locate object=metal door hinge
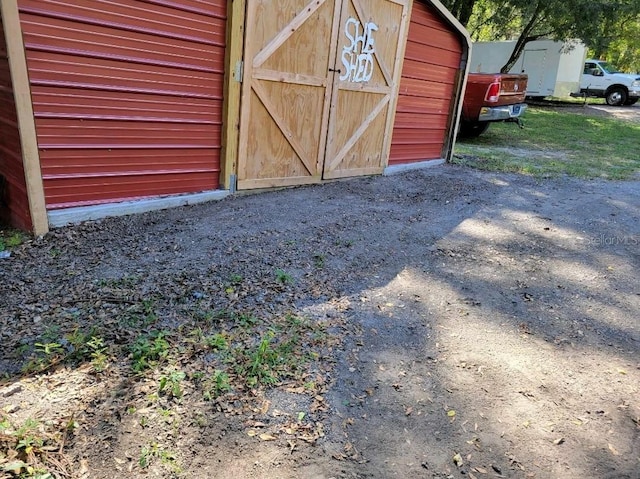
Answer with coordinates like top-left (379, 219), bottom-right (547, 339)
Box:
top-left (234, 61), bottom-right (244, 83)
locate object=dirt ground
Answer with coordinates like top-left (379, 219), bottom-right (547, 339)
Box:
top-left (537, 100), bottom-right (640, 123)
top-left (586, 102), bottom-right (640, 123)
top-left (1, 116), bottom-right (639, 479)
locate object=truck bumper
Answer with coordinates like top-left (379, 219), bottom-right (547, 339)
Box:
top-left (479, 103), bottom-right (527, 122)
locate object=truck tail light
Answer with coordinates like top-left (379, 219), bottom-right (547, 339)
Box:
top-left (485, 81), bottom-right (501, 103)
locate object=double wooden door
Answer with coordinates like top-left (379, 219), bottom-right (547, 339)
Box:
top-left (237, 0), bottom-right (411, 189)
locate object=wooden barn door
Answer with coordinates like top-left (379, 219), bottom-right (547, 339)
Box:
top-left (323, 0), bottom-right (410, 179)
top-left (238, 0), bottom-right (409, 189)
top-left (237, 0), bottom-right (340, 189)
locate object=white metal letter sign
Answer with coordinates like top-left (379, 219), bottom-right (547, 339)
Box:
top-left (340, 17), bottom-right (378, 83)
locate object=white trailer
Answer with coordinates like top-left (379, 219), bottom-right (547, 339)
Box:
top-left (469, 40), bottom-right (588, 98)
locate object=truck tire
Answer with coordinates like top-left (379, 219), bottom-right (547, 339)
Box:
top-left (605, 87), bottom-right (627, 106)
top-left (624, 98), bottom-right (638, 106)
top-left (459, 121), bottom-right (490, 138)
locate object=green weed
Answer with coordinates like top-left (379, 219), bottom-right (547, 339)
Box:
top-left (86, 336), bottom-right (108, 372)
top-left (224, 273), bottom-right (244, 294)
top-left (21, 342), bottom-right (63, 373)
top-left (130, 331), bottom-right (171, 372)
top-left (0, 417), bottom-right (62, 477)
top-left (285, 313), bottom-right (306, 328)
top-left (0, 231), bottom-right (25, 251)
top-left (123, 299), bottom-right (158, 328)
top-left (24, 332), bottom-right (109, 374)
top-left (202, 370), bottom-right (231, 401)
top-left (158, 370), bottom-right (186, 399)
top-left (205, 333), bottom-right (228, 350)
top-left (139, 443), bottom-right (181, 473)
top-left (235, 313), bottom-right (259, 328)
top-left (65, 328), bottom-right (96, 359)
top-left (34, 342), bottom-right (63, 357)
top-left (190, 307), bottom-right (215, 324)
top-left (313, 253), bottom-right (326, 268)
top-left (236, 332), bottom-right (299, 388)
top-left (275, 269), bottom-right (294, 285)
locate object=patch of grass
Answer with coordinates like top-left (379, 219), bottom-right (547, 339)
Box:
top-left (234, 313), bottom-right (259, 329)
top-left (205, 333), bottom-right (228, 350)
top-left (453, 107), bottom-right (640, 179)
top-left (181, 311), bottom-right (331, 398)
top-left (232, 315), bottom-right (321, 389)
top-left (185, 312), bottom-right (330, 397)
top-left (0, 230), bottom-right (26, 252)
top-left (541, 96), bottom-right (606, 105)
top-left (275, 268), bottom-right (294, 285)
top-left (186, 304), bottom-right (216, 324)
top-left (40, 325), bottom-right (61, 343)
top-left (242, 333), bottom-right (283, 387)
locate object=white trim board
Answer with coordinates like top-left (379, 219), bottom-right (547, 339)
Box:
top-left (48, 190), bottom-right (230, 228)
top-left (383, 159), bottom-right (445, 176)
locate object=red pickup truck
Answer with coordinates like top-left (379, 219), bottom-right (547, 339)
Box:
top-left (459, 73), bottom-right (528, 137)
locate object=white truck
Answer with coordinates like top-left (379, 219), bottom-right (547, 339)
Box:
top-left (577, 59), bottom-right (640, 106)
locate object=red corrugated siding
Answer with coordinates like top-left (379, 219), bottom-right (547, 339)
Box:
top-left (390, 1), bottom-right (463, 165)
top-left (0, 16), bottom-right (32, 230)
top-left (17, 0), bottom-right (226, 209)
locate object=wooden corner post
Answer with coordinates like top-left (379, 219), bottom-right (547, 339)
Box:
top-left (220, 0), bottom-right (247, 191)
top-left (1, 0), bottom-right (48, 235)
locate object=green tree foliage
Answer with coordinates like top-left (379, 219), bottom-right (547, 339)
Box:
top-left (441, 0), bottom-right (640, 73)
top-left (590, 8), bottom-right (640, 72)
top-left (442, 0), bottom-right (477, 26)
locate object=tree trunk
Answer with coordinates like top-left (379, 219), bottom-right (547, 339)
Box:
top-left (500, 3), bottom-right (544, 73)
top-left (451, 0), bottom-right (477, 27)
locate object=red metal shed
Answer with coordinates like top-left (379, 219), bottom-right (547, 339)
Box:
top-left (0, 0), bottom-right (469, 234)
top-left (389, 0), bottom-right (468, 170)
top-left (20, 0), bottom-right (227, 207)
top-left (0, 15), bottom-right (32, 231)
